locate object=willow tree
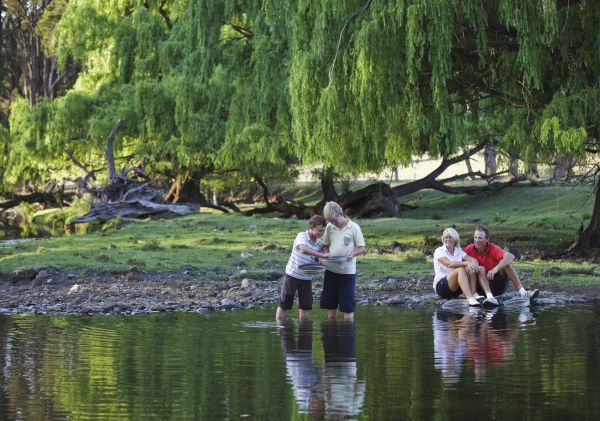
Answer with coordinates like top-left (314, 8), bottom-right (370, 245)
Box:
top-left (4, 0), bottom-right (177, 192)
top-left (8, 0), bottom-right (299, 206)
top-left (286, 0), bottom-right (600, 251)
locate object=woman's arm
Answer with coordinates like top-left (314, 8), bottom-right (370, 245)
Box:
top-left (438, 256), bottom-right (469, 269)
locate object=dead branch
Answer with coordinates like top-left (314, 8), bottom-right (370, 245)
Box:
top-left (106, 119), bottom-right (125, 180)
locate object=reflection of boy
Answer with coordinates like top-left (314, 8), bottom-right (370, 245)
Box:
top-left (321, 320), bottom-right (366, 417)
top-left (276, 215), bottom-right (330, 320)
top-left (320, 202), bottom-right (366, 322)
top-left (279, 320), bottom-right (324, 414)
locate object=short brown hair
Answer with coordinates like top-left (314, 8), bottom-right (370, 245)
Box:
top-left (308, 215), bottom-right (326, 229)
top-left (474, 226), bottom-right (490, 240)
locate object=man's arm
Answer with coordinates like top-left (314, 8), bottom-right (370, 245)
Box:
top-left (487, 250), bottom-right (515, 279)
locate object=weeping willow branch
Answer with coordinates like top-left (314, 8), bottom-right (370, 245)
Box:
top-left (328, 0), bottom-right (373, 84)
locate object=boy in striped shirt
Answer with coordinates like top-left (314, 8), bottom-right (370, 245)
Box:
top-left (276, 215), bottom-right (330, 320)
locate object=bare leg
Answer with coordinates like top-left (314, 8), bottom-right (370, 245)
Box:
top-left (447, 268), bottom-right (474, 298)
top-left (327, 309), bottom-right (337, 320)
top-left (299, 309), bottom-right (310, 320)
top-left (343, 312), bottom-right (354, 322)
top-left (476, 266), bottom-right (494, 296)
top-left (500, 264), bottom-right (524, 291)
top-left (276, 306), bottom-right (285, 320)
top-left (467, 269), bottom-right (478, 294)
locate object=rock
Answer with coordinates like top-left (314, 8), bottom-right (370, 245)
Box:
top-left (240, 252), bottom-right (254, 259)
top-left (240, 278), bottom-right (251, 288)
top-left (220, 298), bottom-right (237, 310)
top-left (542, 267), bottom-right (563, 276)
top-left (3, 268), bottom-right (38, 283)
top-left (68, 284), bottom-right (81, 294)
top-left (35, 267), bottom-right (60, 280)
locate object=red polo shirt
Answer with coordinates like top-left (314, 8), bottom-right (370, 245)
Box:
top-left (464, 242), bottom-right (505, 272)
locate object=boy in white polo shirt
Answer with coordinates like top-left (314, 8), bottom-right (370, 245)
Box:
top-left (320, 202), bottom-right (366, 322)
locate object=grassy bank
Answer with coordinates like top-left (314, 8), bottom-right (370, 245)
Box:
top-left (0, 184), bottom-right (598, 287)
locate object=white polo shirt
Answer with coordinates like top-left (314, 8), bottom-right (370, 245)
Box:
top-left (322, 219), bottom-right (365, 275)
top-left (433, 245), bottom-right (467, 288)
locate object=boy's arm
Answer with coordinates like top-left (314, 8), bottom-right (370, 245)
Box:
top-left (348, 246), bottom-right (365, 259)
top-left (298, 244), bottom-right (330, 258)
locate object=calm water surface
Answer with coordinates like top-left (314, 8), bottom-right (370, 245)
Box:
top-left (0, 305), bottom-right (598, 420)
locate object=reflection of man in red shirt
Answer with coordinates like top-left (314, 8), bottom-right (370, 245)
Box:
top-left (465, 311), bottom-right (516, 382)
top-left (464, 226), bottom-right (533, 298)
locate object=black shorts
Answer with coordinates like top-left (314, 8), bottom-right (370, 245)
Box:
top-left (476, 273), bottom-right (509, 296)
top-left (320, 271), bottom-right (356, 313)
top-left (279, 274), bottom-right (313, 310)
top-left (435, 277), bottom-right (462, 299)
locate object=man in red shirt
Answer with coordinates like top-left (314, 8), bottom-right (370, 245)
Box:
top-left (464, 226), bottom-right (539, 300)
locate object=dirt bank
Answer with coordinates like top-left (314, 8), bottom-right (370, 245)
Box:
top-left (0, 266), bottom-right (598, 315)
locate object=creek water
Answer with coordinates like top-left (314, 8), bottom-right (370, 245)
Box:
top-left (0, 305), bottom-right (598, 420)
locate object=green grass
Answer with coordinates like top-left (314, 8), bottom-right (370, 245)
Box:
top-left (0, 184), bottom-right (598, 287)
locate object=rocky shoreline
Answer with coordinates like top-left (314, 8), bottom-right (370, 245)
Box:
top-left (0, 266), bottom-right (598, 316)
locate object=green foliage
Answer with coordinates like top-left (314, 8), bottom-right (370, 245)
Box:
top-left (5, 0), bottom-right (600, 213)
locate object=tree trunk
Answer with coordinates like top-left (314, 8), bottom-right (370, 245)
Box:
top-left (462, 146), bottom-right (474, 180)
top-left (528, 161), bottom-right (540, 185)
top-left (570, 178), bottom-right (600, 252)
top-left (553, 155), bottom-right (566, 182)
top-left (320, 169), bottom-right (339, 201)
top-left (510, 157), bottom-right (519, 178)
top-left (339, 182), bottom-right (399, 218)
top-left (105, 119), bottom-right (125, 180)
top-left (484, 146), bottom-right (497, 177)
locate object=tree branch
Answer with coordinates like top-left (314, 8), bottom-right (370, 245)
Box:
top-left (329, 0), bottom-right (373, 84)
top-left (106, 119), bottom-right (125, 180)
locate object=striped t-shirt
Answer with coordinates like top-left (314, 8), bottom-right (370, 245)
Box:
top-left (285, 231), bottom-right (324, 280)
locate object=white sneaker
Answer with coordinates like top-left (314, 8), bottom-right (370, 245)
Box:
top-left (472, 293), bottom-right (485, 302)
top-left (520, 289), bottom-right (540, 300)
top-left (468, 296), bottom-right (481, 306)
top-left (483, 296), bottom-right (499, 307)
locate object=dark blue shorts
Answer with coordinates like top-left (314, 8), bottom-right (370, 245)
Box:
top-left (320, 271), bottom-right (356, 313)
top-left (435, 277), bottom-right (462, 299)
top-left (476, 273), bottom-right (509, 296)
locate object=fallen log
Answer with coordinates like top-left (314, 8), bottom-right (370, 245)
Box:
top-left (72, 200), bottom-right (199, 223)
top-left (73, 119), bottom-right (200, 223)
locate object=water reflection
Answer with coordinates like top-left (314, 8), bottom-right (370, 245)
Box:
top-left (278, 320), bottom-right (366, 418)
top-left (433, 307), bottom-right (535, 383)
top-left (279, 320), bottom-right (323, 414)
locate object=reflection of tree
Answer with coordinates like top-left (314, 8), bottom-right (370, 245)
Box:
top-left (0, 313), bottom-right (293, 419)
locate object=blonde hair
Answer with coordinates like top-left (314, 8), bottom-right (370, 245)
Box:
top-left (442, 227), bottom-right (460, 247)
top-left (323, 201), bottom-right (343, 221)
